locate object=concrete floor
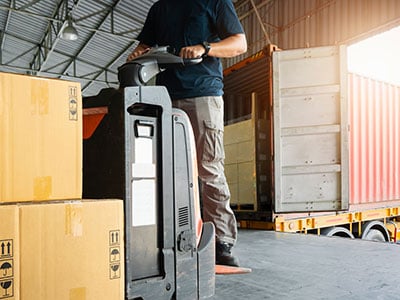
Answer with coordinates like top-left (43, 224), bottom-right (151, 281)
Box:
top-left (213, 229), bottom-right (400, 300)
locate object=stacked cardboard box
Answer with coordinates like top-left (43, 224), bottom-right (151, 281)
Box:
top-left (0, 200), bottom-right (124, 300)
top-left (0, 206), bottom-right (19, 300)
top-left (224, 118), bottom-right (258, 209)
top-left (0, 73), bottom-right (124, 300)
top-left (0, 72), bottom-right (82, 203)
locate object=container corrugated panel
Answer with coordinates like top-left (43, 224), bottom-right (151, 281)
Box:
top-left (225, 0), bottom-right (400, 69)
top-left (276, 0), bottom-right (400, 49)
top-left (349, 73), bottom-right (400, 205)
top-left (230, 0), bottom-right (280, 65)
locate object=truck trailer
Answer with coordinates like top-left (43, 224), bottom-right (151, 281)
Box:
top-left (223, 44), bottom-right (400, 242)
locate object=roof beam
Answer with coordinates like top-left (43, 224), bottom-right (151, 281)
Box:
top-left (0, 4), bottom-right (142, 38)
top-left (57, 0), bottom-right (124, 91)
top-left (29, 0), bottom-right (78, 74)
top-left (19, 0), bottom-right (43, 11)
top-left (0, 63), bottom-right (118, 84)
top-left (0, 4), bottom-right (64, 25)
top-left (2, 29), bottom-right (116, 77)
top-left (81, 40), bottom-right (136, 93)
top-left (0, 1), bottom-right (14, 64)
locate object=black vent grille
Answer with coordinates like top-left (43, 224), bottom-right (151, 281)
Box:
top-left (178, 206), bottom-right (189, 227)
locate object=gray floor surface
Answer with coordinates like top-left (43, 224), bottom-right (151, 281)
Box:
top-left (213, 229), bottom-right (400, 300)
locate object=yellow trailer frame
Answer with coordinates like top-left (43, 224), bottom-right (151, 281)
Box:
top-left (238, 206), bottom-right (400, 242)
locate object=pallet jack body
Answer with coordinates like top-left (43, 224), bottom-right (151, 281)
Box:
top-left (82, 47), bottom-right (215, 299)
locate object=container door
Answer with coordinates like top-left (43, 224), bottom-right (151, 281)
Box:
top-left (272, 45), bottom-right (349, 213)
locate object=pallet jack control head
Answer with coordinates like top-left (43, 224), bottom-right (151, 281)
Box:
top-left (118, 46), bottom-right (202, 88)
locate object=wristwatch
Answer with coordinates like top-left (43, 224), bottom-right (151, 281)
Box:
top-left (201, 41), bottom-right (211, 57)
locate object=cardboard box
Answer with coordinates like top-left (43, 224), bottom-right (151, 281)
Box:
top-left (0, 200), bottom-right (124, 300)
top-left (224, 119), bottom-right (257, 210)
top-left (19, 200), bottom-right (124, 300)
top-left (238, 162), bottom-right (257, 206)
top-left (0, 205), bottom-right (19, 300)
top-left (0, 72), bottom-right (82, 203)
top-left (225, 164), bottom-right (238, 206)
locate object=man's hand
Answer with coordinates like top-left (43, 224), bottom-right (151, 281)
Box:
top-left (126, 43), bottom-right (151, 62)
top-left (179, 45), bottom-right (206, 59)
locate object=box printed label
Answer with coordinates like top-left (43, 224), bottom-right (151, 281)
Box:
top-left (109, 247), bottom-right (120, 262)
top-left (0, 240), bottom-right (13, 299)
top-left (109, 230), bottom-right (120, 246)
top-left (69, 86), bottom-right (78, 121)
top-left (0, 259), bottom-right (13, 279)
top-left (109, 230), bottom-right (121, 279)
top-left (0, 278), bottom-right (13, 299)
top-left (0, 241), bottom-right (12, 259)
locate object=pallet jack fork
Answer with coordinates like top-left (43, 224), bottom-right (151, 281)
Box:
top-left (82, 47), bottom-right (215, 299)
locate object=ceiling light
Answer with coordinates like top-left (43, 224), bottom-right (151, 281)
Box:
top-left (61, 15), bottom-right (78, 41)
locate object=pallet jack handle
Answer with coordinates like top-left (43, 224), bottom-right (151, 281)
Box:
top-left (118, 46), bottom-right (202, 87)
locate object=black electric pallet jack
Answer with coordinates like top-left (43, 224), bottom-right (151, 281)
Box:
top-left (82, 47), bottom-right (215, 300)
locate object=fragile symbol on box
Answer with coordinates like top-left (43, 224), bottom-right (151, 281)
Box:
top-left (0, 278), bottom-right (13, 299)
top-left (109, 263), bottom-right (121, 279)
top-left (0, 260), bottom-right (13, 279)
top-left (0, 241), bottom-right (12, 259)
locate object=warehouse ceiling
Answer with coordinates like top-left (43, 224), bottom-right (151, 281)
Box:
top-left (0, 0), bottom-right (160, 96)
top-left (0, 0), bottom-right (255, 97)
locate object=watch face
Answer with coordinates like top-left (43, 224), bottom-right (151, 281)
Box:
top-left (202, 41), bottom-right (210, 56)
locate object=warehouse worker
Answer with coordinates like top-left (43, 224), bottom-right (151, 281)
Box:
top-left (127, 0), bottom-right (247, 266)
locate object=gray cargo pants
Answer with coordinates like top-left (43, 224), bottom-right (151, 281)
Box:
top-left (173, 96), bottom-right (237, 245)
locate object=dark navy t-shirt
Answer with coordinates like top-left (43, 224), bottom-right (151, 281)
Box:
top-left (137, 0), bottom-right (244, 100)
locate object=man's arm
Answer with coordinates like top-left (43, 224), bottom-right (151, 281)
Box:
top-left (179, 33), bottom-right (247, 59)
top-left (127, 33), bottom-right (247, 61)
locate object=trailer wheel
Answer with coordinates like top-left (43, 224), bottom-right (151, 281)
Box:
top-left (361, 221), bottom-right (390, 242)
top-left (320, 227), bottom-right (354, 238)
top-left (362, 229), bottom-right (386, 242)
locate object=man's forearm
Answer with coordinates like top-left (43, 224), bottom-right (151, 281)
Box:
top-left (179, 34), bottom-right (247, 59)
top-left (207, 34), bottom-right (247, 58)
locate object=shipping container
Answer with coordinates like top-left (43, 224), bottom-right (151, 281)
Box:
top-left (349, 73), bottom-right (400, 207)
top-left (223, 45), bottom-right (400, 241)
